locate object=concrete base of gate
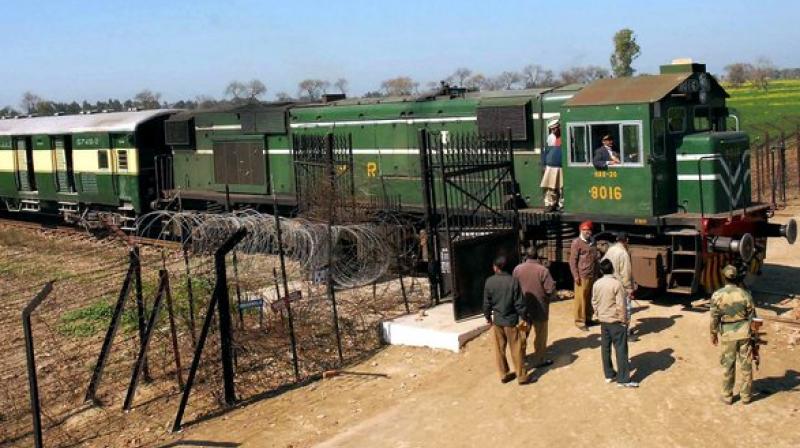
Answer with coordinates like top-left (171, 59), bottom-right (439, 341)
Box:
top-left (381, 302), bottom-right (489, 352)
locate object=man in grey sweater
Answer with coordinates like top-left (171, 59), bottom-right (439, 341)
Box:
top-left (591, 259), bottom-right (638, 388)
top-left (483, 256), bottom-right (530, 385)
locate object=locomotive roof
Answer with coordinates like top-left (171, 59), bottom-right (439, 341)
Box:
top-left (0, 109), bottom-right (176, 136)
top-left (565, 72), bottom-right (725, 106)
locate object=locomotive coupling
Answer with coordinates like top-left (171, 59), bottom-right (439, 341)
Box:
top-left (755, 218), bottom-right (797, 244)
top-left (709, 233), bottom-right (755, 262)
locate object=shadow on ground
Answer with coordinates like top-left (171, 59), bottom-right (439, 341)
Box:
top-left (526, 333), bottom-right (601, 381)
top-left (630, 348), bottom-right (676, 383)
top-left (753, 369), bottom-right (800, 402)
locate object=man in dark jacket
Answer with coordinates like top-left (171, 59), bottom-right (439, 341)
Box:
top-left (513, 245), bottom-right (556, 368)
top-left (569, 220), bottom-right (599, 331)
top-left (592, 135), bottom-right (620, 170)
top-left (483, 256), bottom-right (530, 384)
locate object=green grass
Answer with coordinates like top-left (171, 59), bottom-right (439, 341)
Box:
top-left (726, 79), bottom-right (800, 140)
top-left (57, 274), bottom-right (214, 338)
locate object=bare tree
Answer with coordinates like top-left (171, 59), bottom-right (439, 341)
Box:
top-left (448, 67), bottom-right (473, 86)
top-left (749, 57), bottom-right (776, 91)
top-left (724, 63), bottom-right (752, 87)
top-left (20, 92), bottom-right (44, 114)
top-left (464, 73), bottom-right (486, 90)
top-left (225, 81), bottom-right (247, 100)
top-left (298, 79), bottom-right (330, 100)
top-left (334, 78), bottom-right (349, 94)
top-left (559, 66), bottom-right (609, 84)
top-left (380, 76), bottom-right (417, 96)
top-left (496, 71), bottom-right (523, 90)
top-left (245, 79), bottom-right (267, 100)
top-left (134, 90), bottom-right (162, 109)
top-left (275, 91), bottom-right (294, 101)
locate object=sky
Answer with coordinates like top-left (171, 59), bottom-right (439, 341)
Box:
top-left (2, 0), bottom-right (799, 108)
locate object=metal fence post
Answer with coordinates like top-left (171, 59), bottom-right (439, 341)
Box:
top-left (84, 250), bottom-right (137, 403)
top-left (273, 189), bottom-right (300, 381)
top-left (171, 228), bottom-right (247, 432)
top-left (132, 246), bottom-right (151, 382)
top-left (123, 269), bottom-right (169, 411)
top-left (326, 133), bottom-right (344, 365)
top-left (22, 281), bottom-right (54, 448)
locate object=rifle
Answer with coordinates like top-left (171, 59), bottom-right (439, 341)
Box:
top-left (750, 317), bottom-right (767, 370)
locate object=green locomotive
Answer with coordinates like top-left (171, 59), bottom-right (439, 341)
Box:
top-left (1, 61), bottom-right (795, 295)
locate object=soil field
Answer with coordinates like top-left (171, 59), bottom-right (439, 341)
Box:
top-left (181, 209), bottom-right (800, 448)
top-left (1, 209), bottom-right (798, 447)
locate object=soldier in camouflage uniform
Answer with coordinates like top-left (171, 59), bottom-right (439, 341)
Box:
top-left (710, 264), bottom-right (756, 404)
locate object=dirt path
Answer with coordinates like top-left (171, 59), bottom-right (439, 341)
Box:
top-left (170, 214), bottom-right (800, 448)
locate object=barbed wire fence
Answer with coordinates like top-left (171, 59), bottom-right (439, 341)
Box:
top-left (749, 120), bottom-right (800, 204)
top-left (2, 193), bottom-right (429, 446)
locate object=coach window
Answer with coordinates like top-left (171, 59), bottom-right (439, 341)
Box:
top-left (667, 107), bottom-right (686, 134)
top-left (117, 150), bottom-right (129, 171)
top-left (568, 124), bottom-right (589, 165)
top-left (97, 150), bottom-right (110, 170)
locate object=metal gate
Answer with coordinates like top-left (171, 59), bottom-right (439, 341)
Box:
top-left (291, 133), bottom-right (354, 215)
top-left (418, 129), bottom-right (520, 320)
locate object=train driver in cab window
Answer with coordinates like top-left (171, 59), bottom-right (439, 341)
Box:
top-left (592, 135), bottom-right (620, 170)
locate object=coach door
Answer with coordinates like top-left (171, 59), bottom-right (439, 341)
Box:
top-left (13, 136), bottom-right (36, 191)
top-left (53, 136), bottom-right (76, 193)
top-left (650, 115), bottom-right (678, 215)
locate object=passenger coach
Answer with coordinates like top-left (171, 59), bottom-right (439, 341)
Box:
top-left (0, 110), bottom-right (173, 228)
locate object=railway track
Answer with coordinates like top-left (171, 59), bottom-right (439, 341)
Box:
top-left (0, 216), bottom-right (181, 250)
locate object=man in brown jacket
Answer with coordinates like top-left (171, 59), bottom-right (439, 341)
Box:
top-left (513, 245), bottom-right (556, 368)
top-left (570, 220), bottom-right (599, 331)
top-left (483, 256), bottom-right (530, 385)
top-left (592, 259), bottom-right (638, 388)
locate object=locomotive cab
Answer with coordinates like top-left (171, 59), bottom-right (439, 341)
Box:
top-left (560, 61), bottom-right (732, 218)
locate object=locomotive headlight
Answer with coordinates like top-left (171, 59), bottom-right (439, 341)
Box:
top-left (709, 233), bottom-right (755, 262)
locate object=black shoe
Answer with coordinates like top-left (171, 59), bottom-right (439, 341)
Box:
top-left (501, 373), bottom-right (516, 384)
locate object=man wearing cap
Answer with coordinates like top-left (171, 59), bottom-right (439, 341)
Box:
top-left (710, 264), bottom-right (756, 404)
top-left (540, 119), bottom-right (563, 211)
top-left (483, 255), bottom-right (530, 385)
top-left (570, 221), bottom-right (599, 331)
top-left (513, 245), bottom-right (556, 368)
top-left (592, 135), bottom-right (620, 170)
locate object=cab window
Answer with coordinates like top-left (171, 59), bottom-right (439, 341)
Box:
top-left (569, 121), bottom-right (643, 167)
top-left (667, 107), bottom-right (686, 133)
top-left (693, 106), bottom-right (711, 132)
top-left (568, 124), bottom-right (588, 164)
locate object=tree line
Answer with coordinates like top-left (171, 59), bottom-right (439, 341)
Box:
top-left (1, 29), bottom-right (646, 116)
top-left (722, 58), bottom-right (800, 91)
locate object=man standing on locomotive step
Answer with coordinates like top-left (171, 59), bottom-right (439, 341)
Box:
top-left (483, 256), bottom-right (530, 385)
top-left (592, 134), bottom-right (620, 170)
top-left (711, 264), bottom-right (756, 404)
top-left (513, 245), bottom-right (556, 368)
top-left (570, 221), bottom-right (599, 331)
top-left (540, 119), bottom-right (563, 212)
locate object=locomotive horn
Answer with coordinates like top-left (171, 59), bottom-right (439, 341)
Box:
top-left (709, 233), bottom-right (755, 262)
top-left (755, 218), bottom-right (797, 244)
